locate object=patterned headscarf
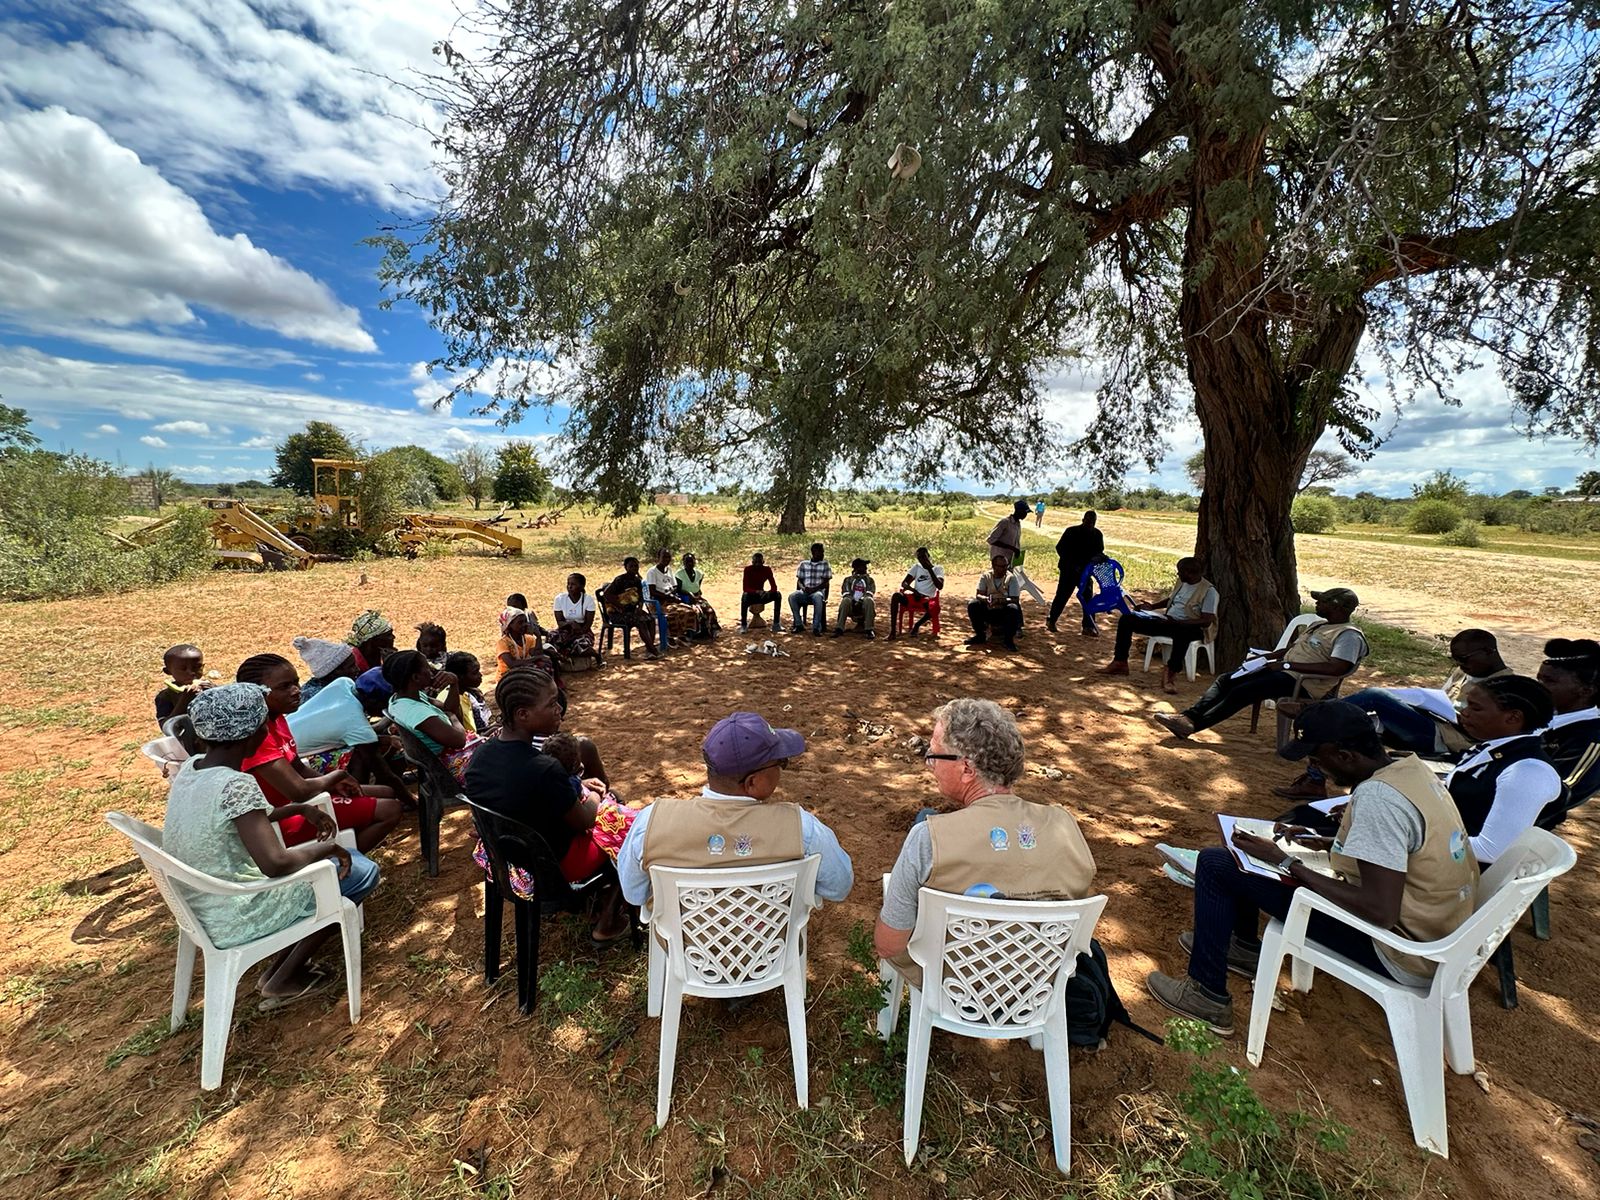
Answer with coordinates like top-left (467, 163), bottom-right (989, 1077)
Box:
top-left (346, 610), bottom-right (393, 646)
top-left (293, 636), bottom-right (354, 679)
top-left (189, 683), bottom-right (268, 743)
top-left (498, 606), bottom-right (525, 633)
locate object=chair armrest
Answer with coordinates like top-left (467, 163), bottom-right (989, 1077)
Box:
top-left (184, 856), bottom-right (342, 902)
top-left (1281, 884), bottom-right (1469, 962)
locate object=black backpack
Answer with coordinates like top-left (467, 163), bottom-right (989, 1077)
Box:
top-left (1064, 938), bottom-right (1163, 1048)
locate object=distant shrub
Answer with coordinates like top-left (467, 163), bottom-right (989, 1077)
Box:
top-left (1440, 521), bottom-right (1483, 547)
top-left (1291, 495), bottom-right (1338, 534)
top-left (1408, 499), bottom-right (1461, 534)
top-left (637, 510), bottom-right (684, 559)
top-left (911, 505), bottom-right (945, 522)
top-left (0, 506), bottom-right (212, 602)
top-left (556, 528), bottom-right (595, 564)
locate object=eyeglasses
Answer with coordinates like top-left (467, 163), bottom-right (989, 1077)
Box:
top-left (923, 752), bottom-right (964, 763)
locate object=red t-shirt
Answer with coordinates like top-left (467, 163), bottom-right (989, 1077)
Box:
top-left (241, 714), bottom-right (299, 806)
top-left (742, 564), bottom-right (777, 593)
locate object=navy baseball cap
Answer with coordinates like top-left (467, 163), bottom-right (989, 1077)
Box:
top-left (1279, 700), bottom-right (1381, 760)
top-left (703, 712), bottom-right (806, 776)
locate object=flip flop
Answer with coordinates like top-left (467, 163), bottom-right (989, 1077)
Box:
top-left (257, 973), bottom-right (330, 1013)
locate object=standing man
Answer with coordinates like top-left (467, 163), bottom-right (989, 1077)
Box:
top-left (986, 500), bottom-right (1030, 568)
top-left (617, 712), bottom-right (854, 908)
top-left (740, 552), bottom-right (781, 631)
top-left (967, 555), bottom-right (1023, 651)
top-left (788, 542), bottom-right (833, 635)
top-left (889, 547), bottom-right (945, 639)
top-left (875, 699), bottom-right (1096, 988)
top-left (1098, 557), bottom-right (1218, 692)
top-left (1034, 498), bottom-right (1046, 527)
top-left (832, 558), bottom-right (878, 639)
top-left (1048, 511), bottom-right (1105, 636)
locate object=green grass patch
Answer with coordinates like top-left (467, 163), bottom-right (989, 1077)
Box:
top-left (1354, 617), bottom-right (1451, 681)
top-left (0, 704), bottom-right (120, 734)
top-left (105, 1016), bottom-right (192, 1069)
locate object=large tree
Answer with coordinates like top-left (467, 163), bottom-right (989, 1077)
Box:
top-left (384, 0), bottom-right (1598, 657)
top-left (270, 421), bottom-right (361, 497)
top-left (452, 443), bottom-right (495, 509)
top-left (493, 441), bottom-right (551, 508)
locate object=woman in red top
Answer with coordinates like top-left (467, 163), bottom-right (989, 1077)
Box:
top-left (235, 654), bottom-right (403, 852)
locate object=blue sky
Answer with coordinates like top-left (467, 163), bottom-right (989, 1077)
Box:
top-left (0, 1), bottom-right (1594, 497)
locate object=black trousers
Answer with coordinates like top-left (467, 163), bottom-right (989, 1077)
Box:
top-left (1049, 559), bottom-right (1095, 630)
top-left (740, 590), bottom-right (781, 624)
top-left (968, 600), bottom-right (1023, 642)
top-left (1112, 613), bottom-right (1204, 667)
top-left (1182, 670), bottom-right (1299, 731)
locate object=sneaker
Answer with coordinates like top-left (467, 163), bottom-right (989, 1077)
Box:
top-left (964, 636), bottom-right (988, 646)
top-left (1153, 713), bottom-right (1194, 739)
top-left (1046, 619), bottom-right (1058, 633)
top-left (830, 629), bottom-right (844, 638)
top-left (1162, 863), bottom-right (1196, 889)
top-left (866, 630), bottom-right (876, 640)
top-left (1145, 971), bottom-right (1234, 1036)
top-left (791, 624), bottom-right (803, 634)
top-left (1155, 843), bottom-right (1198, 878)
top-left (1178, 931), bottom-right (1261, 979)
top-left (1097, 660), bottom-right (1129, 675)
top-left (1002, 637), bottom-right (1019, 651)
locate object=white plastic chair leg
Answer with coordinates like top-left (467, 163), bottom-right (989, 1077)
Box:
top-left (199, 950), bottom-right (242, 1091)
top-left (1142, 639), bottom-right (1158, 673)
top-left (901, 994), bottom-right (934, 1166)
top-left (783, 968), bottom-right (809, 1110)
top-left (876, 959), bottom-right (904, 1041)
top-left (1383, 994), bottom-right (1449, 1157)
top-left (1246, 926), bottom-right (1289, 1066)
top-left (655, 975), bottom-right (685, 1125)
top-left (1442, 992), bottom-right (1475, 1075)
top-left (340, 912), bottom-right (363, 1023)
top-left (171, 932), bottom-right (196, 1030)
top-left (1040, 1012), bottom-right (1073, 1174)
top-left (1289, 955), bottom-right (1316, 992)
top-left (646, 930), bottom-right (665, 1018)
top-left (1183, 643), bottom-right (1199, 681)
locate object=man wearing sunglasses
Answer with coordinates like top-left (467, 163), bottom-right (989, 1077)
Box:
top-left (874, 698), bottom-right (1096, 987)
top-left (617, 711), bottom-right (854, 907)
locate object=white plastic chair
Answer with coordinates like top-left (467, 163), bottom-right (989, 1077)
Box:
top-left (105, 811), bottom-right (365, 1090)
top-left (877, 886), bottom-right (1108, 1174)
top-left (1141, 601), bottom-right (1220, 681)
top-left (271, 792), bottom-right (358, 853)
top-left (140, 736), bottom-right (189, 779)
top-left (645, 855), bottom-right (821, 1125)
top-left (1245, 826), bottom-right (1576, 1157)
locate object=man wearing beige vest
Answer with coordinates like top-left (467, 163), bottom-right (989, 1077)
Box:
top-left (1146, 701), bottom-right (1479, 1036)
top-left (616, 711), bottom-right (854, 908)
top-left (1154, 587), bottom-right (1368, 739)
top-left (874, 699), bottom-right (1096, 989)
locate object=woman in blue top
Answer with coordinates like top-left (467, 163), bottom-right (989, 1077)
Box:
top-left (382, 650), bottom-right (483, 785)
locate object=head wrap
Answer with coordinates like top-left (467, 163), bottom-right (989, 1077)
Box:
top-left (499, 606), bottom-right (525, 633)
top-left (189, 683), bottom-right (268, 743)
top-left (346, 610), bottom-right (393, 646)
top-left (293, 636), bottom-right (354, 679)
top-left (354, 666), bottom-right (393, 697)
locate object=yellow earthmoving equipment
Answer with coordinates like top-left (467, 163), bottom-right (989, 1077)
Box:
top-left (389, 513), bottom-right (523, 557)
top-left (128, 499), bottom-right (315, 570)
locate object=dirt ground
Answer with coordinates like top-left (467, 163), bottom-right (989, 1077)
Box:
top-left (1, 548), bottom-right (1596, 1199)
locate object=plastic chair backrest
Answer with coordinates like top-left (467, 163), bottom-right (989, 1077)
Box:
top-left (649, 856), bottom-right (821, 991)
top-left (907, 889), bottom-right (1107, 1030)
top-left (163, 714), bottom-right (201, 756)
top-left (1078, 559), bottom-right (1126, 616)
top-left (105, 811), bottom-right (225, 952)
top-left (1274, 612), bottom-right (1324, 651)
top-left (391, 723), bottom-right (461, 797)
top-left (465, 798), bottom-right (575, 900)
top-left (142, 737), bottom-right (190, 777)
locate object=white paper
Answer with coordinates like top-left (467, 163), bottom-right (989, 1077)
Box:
top-left (1228, 657), bottom-right (1271, 680)
top-left (1131, 608), bottom-right (1166, 620)
top-left (1383, 687), bottom-right (1457, 722)
top-left (1218, 814), bottom-right (1335, 879)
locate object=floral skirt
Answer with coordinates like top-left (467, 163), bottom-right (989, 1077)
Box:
top-left (472, 795), bottom-right (636, 902)
top-left (440, 739), bottom-right (481, 786)
top-left (300, 747), bottom-right (354, 775)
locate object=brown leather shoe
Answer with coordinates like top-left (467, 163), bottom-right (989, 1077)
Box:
top-left (1275, 699), bottom-right (1311, 720)
top-left (1162, 670), bottom-right (1179, 694)
top-left (1097, 660), bottom-right (1130, 675)
top-left (1271, 772), bottom-right (1328, 800)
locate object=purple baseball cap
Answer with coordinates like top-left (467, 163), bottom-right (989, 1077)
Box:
top-left (703, 712), bottom-right (806, 776)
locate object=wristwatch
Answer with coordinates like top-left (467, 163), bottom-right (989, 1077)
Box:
top-left (1277, 855), bottom-right (1299, 875)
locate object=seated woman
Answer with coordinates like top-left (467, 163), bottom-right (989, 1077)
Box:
top-left (292, 636), bottom-right (359, 705)
top-left (345, 610), bottom-right (396, 674)
top-left (1537, 638), bottom-right (1600, 808)
top-left (495, 606), bottom-right (558, 682)
top-left (548, 573), bottom-right (602, 666)
top-left (646, 550), bottom-right (698, 644)
top-left (289, 664), bottom-right (415, 804)
top-left (601, 556), bottom-right (660, 659)
top-left (236, 655), bottom-right (404, 853)
top-left (674, 552), bottom-right (720, 638)
top-left (383, 649), bottom-right (482, 785)
top-left (163, 683), bottom-right (381, 1007)
top-left (1445, 674), bottom-right (1565, 863)
top-left (443, 651), bottom-right (495, 736)
top-left (465, 668), bottom-right (635, 943)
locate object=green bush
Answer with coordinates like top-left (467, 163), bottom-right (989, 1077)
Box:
top-left (1440, 521), bottom-right (1484, 547)
top-left (0, 507), bottom-right (212, 602)
top-left (555, 528), bottom-right (595, 564)
top-left (1291, 495), bottom-right (1338, 534)
top-left (1407, 499), bottom-right (1461, 534)
top-left (911, 505), bottom-right (945, 522)
top-left (637, 510), bottom-right (684, 559)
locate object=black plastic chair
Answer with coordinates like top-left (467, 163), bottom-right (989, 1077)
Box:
top-left (464, 798), bottom-right (625, 1014)
top-left (596, 584), bottom-right (634, 659)
top-left (391, 724), bottom-right (465, 877)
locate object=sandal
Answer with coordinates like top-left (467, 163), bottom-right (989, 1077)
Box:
top-left (257, 973), bottom-right (331, 1013)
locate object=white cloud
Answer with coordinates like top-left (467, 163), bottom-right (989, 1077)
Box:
top-left (0, 108), bottom-right (376, 353)
top-left (0, 0), bottom-right (457, 211)
top-left (303, 372), bottom-right (324, 382)
top-left (153, 419), bottom-right (210, 435)
top-left (93, 423), bottom-right (118, 434)
top-left (239, 435), bottom-right (276, 449)
top-left (139, 434), bottom-right (168, 447)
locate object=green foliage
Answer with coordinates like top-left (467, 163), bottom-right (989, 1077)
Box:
top-left (354, 452), bottom-right (416, 537)
top-left (831, 922), bottom-right (906, 1107)
top-left (1408, 499), bottom-right (1462, 534)
top-left (380, 445), bottom-right (464, 501)
top-left (1440, 520), bottom-right (1484, 547)
top-left (492, 442), bottom-right (550, 508)
top-left (270, 421), bottom-right (360, 496)
top-left (0, 403), bottom-right (40, 451)
top-left (1291, 495), bottom-right (1338, 534)
top-left (1411, 470), bottom-right (1471, 507)
top-left (553, 527), bottom-right (595, 565)
top-left (637, 510), bottom-right (684, 559)
top-left (452, 443), bottom-right (495, 508)
top-left (1578, 470), bottom-right (1600, 498)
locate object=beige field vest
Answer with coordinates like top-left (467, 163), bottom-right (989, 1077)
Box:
top-left (1166, 579), bottom-right (1216, 622)
top-left (892, 794), bottom-right (1096, 988)
top-left (640, 795), bottom-right (805, 875)
top-left (1431, 666), bottom-right (1514, 754)
top-left (1329, 756), bottom-right (1479, 979)
top-left (1284, 620), bottom-right (1365, 698)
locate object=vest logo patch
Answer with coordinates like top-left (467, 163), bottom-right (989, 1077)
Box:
top-left (1018, 824), bottom-right (1036, 850)
top-left (735, 834), bottom-right (753, 857)
top-left (1449, 829), bottom-right (1467, 862)
top-left (965, 883), bottom-right (1006, 898)
top-left (707, 834), bottom-right (726, 856)
top-left (989, 827), bottom-right (1009, 851)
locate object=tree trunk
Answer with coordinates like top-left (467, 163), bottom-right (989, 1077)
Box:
top-left (776, 482), bottom-right (808, 534)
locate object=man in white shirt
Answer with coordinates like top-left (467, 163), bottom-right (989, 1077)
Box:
top-left (645, 550), bottom-right (693, 648)
top-left (1099, 557), bottom-right (1218, 692)
top-left (888, 547), bottom-right (945, 639)
top-left (966, 555), bottom-right (1023, 651)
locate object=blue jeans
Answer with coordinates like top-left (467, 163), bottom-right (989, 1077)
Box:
top-left (1305, 688), bottom-right (1440, 784)
top-left (788, 589), bottom-right (827, 633)
top-left (340, 849), bottom-right (382, 904)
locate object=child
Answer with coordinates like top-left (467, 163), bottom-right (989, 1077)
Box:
top-left (543, 732), bottom-right (641, 858)
top-left (415, 622), bottom-right (448, 668)
top-left (156, 644), bottom-right (213, 728)
top-left (443, 650), bottom-right (494, 735)
top-left (506, 592), bottom-right (550, 639)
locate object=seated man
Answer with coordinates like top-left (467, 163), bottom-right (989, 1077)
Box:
top-left (1273, 627), bottom-right (1510, 800)
top-left (740, 552), bottom-right (782, 631)
top-left (875, 699), bottom-right (1096, 988)
top-left (617, 712), bottom-right (854, 908)
top-left (1097, 556), bottom-right (1217, 693)
top-left (645, 550), bottom-right (696, 646)
top-left (966, 555), bottom-right (1023, 651)
top-left (888, 546), bottom-right (945, 639)
top-left (788, 542), bottom-right (833, 635)
top-left (832, 558), bottom-right (877, 639)
top-left (1146, 701), bottom-right (1479, 1035)
top-left (1154, 587), bottom-right (1368, 739)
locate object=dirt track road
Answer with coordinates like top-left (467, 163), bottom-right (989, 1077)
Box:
top-left (1004, 506), bottom-right (1590, 668)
